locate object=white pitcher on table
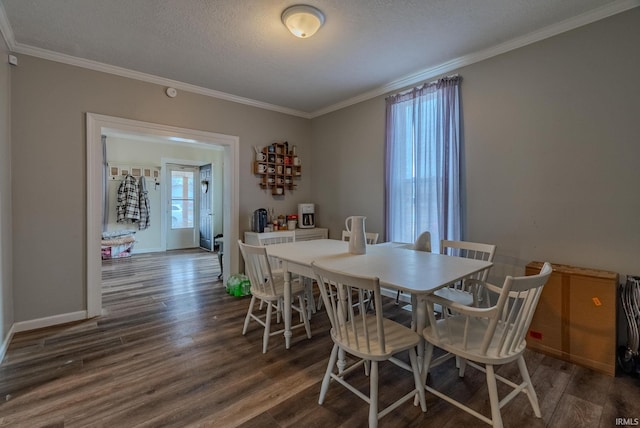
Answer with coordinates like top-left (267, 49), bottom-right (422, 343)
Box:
top-left (345, 216), bottom-right (367, 255)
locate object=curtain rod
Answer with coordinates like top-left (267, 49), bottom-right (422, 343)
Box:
top-left (396, 73), bottom-right (460, 96)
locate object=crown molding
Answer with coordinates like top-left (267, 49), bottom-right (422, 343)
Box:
top-left (1, 0), bottom-right (637, 119)
top-left (309, 0), bottom-right (640, 118)
top-left (9, 41), bottom-right (313, 119)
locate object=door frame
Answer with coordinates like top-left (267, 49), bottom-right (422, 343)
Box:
top-left (86, 113), bottom-right (240, 317)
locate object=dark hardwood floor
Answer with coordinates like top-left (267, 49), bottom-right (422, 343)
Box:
top-left (1, 249), bottom-right (638, 427)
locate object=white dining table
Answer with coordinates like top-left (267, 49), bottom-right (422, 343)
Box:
top-left (265, 239), bottom-right (493, 363)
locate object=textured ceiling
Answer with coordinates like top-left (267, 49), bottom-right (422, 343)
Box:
top-left (0, 0), bottom-right (636, 116)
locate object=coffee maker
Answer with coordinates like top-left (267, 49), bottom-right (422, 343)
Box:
top-left (252, 208), bottom-right (268, 232)
top-left (298, 203), bottom-right (315, 228)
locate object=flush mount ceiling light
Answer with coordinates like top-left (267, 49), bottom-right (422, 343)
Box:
top-left (281, 5), bottom-right (325, 39)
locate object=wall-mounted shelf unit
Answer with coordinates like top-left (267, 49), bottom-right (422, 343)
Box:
top-left (253, 142), bottom-right (301, 195)
top-left (108, 163), bottom-right (160, 181)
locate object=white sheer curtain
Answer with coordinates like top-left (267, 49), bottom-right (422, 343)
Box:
top-left (385, 76), bottom-right (461, 246)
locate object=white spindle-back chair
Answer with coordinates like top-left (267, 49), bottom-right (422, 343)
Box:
top-left (238, 240), bottom-right (311, 353)
top-left (312, 262), bottom-right (426, 428)
top-left (421, 262), bottom-right (553, 428)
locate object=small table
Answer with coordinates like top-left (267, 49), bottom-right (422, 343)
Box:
top-left (265, 239), bottom-right (493, 363)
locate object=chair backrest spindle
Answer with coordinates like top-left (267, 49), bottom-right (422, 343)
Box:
top-left (313, 262), bottom-right (387, 356)
top-left (257, 231), bottom-right (295, 270)
top-left (238, 240), bottom-right (277, 297)
top-left (472, 263), bottom-right (551, 357)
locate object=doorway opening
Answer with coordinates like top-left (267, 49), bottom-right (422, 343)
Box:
top-left (87, 113), bottom-right (240, 317)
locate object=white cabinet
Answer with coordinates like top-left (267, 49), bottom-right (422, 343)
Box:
top-left (244, 228), bottom-right (328, 244)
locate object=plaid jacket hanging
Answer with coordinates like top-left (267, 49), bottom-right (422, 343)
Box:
top-left (138, 176), bottom-right (150, 230)
top-left (117, 174), bottom-right (140, 223)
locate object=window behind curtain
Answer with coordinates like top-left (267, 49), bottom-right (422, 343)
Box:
top-left (385, 76), bottom-right (462, 247)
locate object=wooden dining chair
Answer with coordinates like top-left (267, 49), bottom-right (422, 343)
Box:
top-left (256, 230), bottom-right (296, 270)
top-left (238, 240), bottom-right (311, 353)
top-left (341, 230), bottom-right (380, 244)
top-left (434, 240), bottom-right (496, 308)
top-left (395, 231), bottom-right (432, 304)
top-left (256, 231), bottom-right (315, 317)
top-left (316, 230), bottom-right (381, 312)
top-left (312, 262), bottom-right (427, 428)
top-left (421, 262), bottom-right (552, 428)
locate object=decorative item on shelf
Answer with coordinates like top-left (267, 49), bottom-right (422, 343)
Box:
top-left (253, 141), bottom-right (302, 196)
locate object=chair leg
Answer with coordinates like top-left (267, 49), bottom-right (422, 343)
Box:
top-left (517, 355), bottom-right (541, 417)
top-left (365, 291), bottom-right (375, 312)
top-left (395, 290), bottom-right (401, 305)
top-left (242, 296), bottom-right (256, 335)
top-left (409, 347), bottom-right (427, 412)
top-left (319, 344), bottom-right (339, 405)
top-left (369, 360), bottom-right (379, 428)
top-left (263, 299), bottom-right (273, 353)
top-left (419, 342), bottom-right (435, 396)
top-left (485, 364), bottom-right (503, 428)
top-left (276, 299), bottom-right (282, 324)
top-left (458, 357), bottom-right (467, 377)
top-left (304, 278), bottom-right (316, 317)
top-left (317, 294), bottom-right (324, 311)
top-left (299, 295), bottom-right (312, 339)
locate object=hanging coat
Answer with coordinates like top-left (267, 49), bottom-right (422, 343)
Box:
top-left (138, 176), bottom-right (151, 230)
top-left (117, 174), bottom-right (140, 223)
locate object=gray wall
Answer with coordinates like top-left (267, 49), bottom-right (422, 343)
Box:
top-left (10, 56), bottom-right (312, 322)
top-left (0, 36), bottom-right (13, 348)
top-left (311, 8), bottom-right (640, 278)
top-left (5, 7), bottom-right (640, 330)
top-left (311, 98), bottom-right (385, 239)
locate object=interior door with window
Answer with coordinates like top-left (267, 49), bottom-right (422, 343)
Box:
top-left (167, 164), bottom-right (199, 250)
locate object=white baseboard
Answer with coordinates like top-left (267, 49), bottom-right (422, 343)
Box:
top-left (132, 247), bottom-right (164, 254)
top-left (12, 310), bottom-right (88, 333)
top-left (0, 323), bottom-right (16, 363)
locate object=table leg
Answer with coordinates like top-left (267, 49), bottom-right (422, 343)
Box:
top-left (283, 264), bottom-right (292, 349)
top-left (414, 294), bottom-right (427, 370)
